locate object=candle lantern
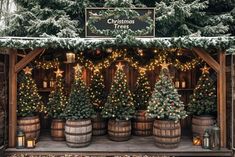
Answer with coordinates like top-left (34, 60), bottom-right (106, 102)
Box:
top-left (181, 79), bottom-right (186, 88)
top-left (192, 135), bottom-right (202, 146)
top-left (210, 124), bottom-right (220, 150)
top-left (16, 130), bottom-right (25, 149)
top-left (175, 79), bottom-right (180, 88)
top-left (202, 130), bottom-right (210, 149)
top-left (43, 76), bottom-right (48, 88)
top-left (66, 52), bottom-right (75, 63)
top-left (26, 138), bottom-right (36, 149)
top-left (49, 77), bottom-right (55, 88)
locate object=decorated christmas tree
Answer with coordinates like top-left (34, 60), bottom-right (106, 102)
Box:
top-left (147, 62), bottom-right (187, 121)
top-left (89, 68), bottom-right (106, 113)
top-left (18, 66), bottom-right (42, 117)
top-left (133, 68), bottom-right (151, 110)
top-left (47, 68), bottom-right (67, 119)
top-left (101, 62), bottom-right (135, 120)
top-left (63, 64), bottom-right (94, 120)
top-left (187, 65), bottom-right (217, 116)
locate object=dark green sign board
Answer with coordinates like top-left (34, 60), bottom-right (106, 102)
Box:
top-left (85, 8), bottom-right (155, 38)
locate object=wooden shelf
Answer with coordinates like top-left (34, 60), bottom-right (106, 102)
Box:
top-left (38, 88), bottom-right (52, 92)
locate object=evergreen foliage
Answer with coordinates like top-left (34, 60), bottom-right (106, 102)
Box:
top-left (133, 69), bottom-right (151, 110)
top-left (63, 65), bottom-right (94, 120)
top-left (47, 71), bottom-right (67, 119)
top-left (101, 63), bottom-right (135, 120)
top-left (147, 64), bottom-right (187, 121)
top-left (187, 66), bottom-right (217, 116)
top-left (17, 67), bottom-right (42, 117)
top-left (89, 69), bottom-right (106, 113)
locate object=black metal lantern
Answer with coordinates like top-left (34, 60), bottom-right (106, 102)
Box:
top-left (16, 130), bottom-right (25, 149)
top-left (202, 130), bottom-right (210, 149)
top-left (210, 124), bottom-right (220, 150)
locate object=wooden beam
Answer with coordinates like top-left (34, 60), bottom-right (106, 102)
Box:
top-left (218, 51), bottom-right (226, 147)
top-left (192, 48), bottom-right (220, 73)
top-left (8, 49), bottom-right (17, 148)
top-left (15, 48), bottom-right (44, 73)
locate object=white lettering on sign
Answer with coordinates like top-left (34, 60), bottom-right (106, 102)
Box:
top-left (107, 19), bottom-right (135, 29)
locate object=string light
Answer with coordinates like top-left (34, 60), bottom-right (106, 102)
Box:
top-left (34, 60), bottom-right (60, 69)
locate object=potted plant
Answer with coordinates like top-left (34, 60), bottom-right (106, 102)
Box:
top-left (147, 62), bottom-right (187, 148)
top-left (101, 62), bottom-right (135, 141)
top-left (17, 66), bottom-right (42, 141)
top-left (132, 68), bottom-right (153, 136)
top-left (187, 65), bottom-right (216, 138)
top-left (89, 68), bottom-right (107, 136)
top-left (47, 68), bottom-right (67, 141)
top-left (63, 64), bottom-right (94, 147)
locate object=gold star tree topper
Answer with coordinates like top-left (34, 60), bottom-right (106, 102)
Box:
top-left (116, 62), bottom-right (124, 70)
top-left (160, 61), bottom-right (169, 70)
top-left (73, 64), bottom-right (82, 74)
top-left (23, 66), bottom-right (33, 75)
top-left (200, 65), bottom-right (210, 74)
top-left (139, 67), bottom-right (147, 74)
top-left (54, 68), bottom-right (64, 78)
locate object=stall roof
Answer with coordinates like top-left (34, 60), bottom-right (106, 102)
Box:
top-left (0, 36), bottom-right (235, 54)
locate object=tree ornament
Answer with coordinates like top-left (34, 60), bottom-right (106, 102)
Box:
top-left (23, 66), bottom-right (33, 75)
top-left (54, 68), bottom-right (64, 78)
top-left (200, 65), bottom-right (210, 74)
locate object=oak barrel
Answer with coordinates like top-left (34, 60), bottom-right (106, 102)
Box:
top-left (132, 110), bottom-right (154, 136)
top-left (51, 119), bottom-right (65, 141)
top-left (153, 119), bottom-right (181, 148)
top-left (0, 111), bottom-right (4, 145)
top-left (17, 115), bottom-right (40, 141)
top-left (65, 119), bottom-right (92, 147)
top-left (92, 114), bottom-right (107, 136)
top-left (192, 115), bottom-right (216, 138)
top-left (108, 119), bottom-right (131, 141)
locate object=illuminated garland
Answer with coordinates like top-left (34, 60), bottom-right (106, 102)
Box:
top-left (87, 8), bottom-right (154, 37)
top-left (34, 60), bottom-right (60, 69)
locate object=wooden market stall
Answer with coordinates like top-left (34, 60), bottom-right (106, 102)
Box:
top-left (0, 36), bottom-right (234, 156)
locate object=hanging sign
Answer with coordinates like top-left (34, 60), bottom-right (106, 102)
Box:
top-left (85, 8), bottom-right (155, 38)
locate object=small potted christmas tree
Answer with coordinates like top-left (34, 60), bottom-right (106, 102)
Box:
top-left (17, 66), bottom-right (42, 141)
top-left (187, 65), bottom-right (216, 138)
top-left (101, 62), bottom-right (135, 141)
top-left (63, 64), bottom-right (94, 147)
top-left (89, 68), bottom-right (107, 136)
top-left (47, 68), bottom-right (67, 141)
top-left (147, 62), bottom-right (187, 148)
top-left (132, 68), bottom-right (153, 136)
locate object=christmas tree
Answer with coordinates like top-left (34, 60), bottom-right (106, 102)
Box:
top-left (187, 65), bottom-right (217, 116)
top-left (89, 68), bottom-right (106, 113)
top-left (18, 66), bottom-right (42, 117)
top-left (47, 68), bottom-right (67, 119)
top-left (147, 62), bottom-right (187, 121)
top-left (101, 62), bottom-right (135, 120)
top-left (63, 64), bottom-right (94, 120)
top-left (133, 68), bottom-right (151, 110)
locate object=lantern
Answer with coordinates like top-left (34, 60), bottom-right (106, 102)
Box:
top-left (26, 138), bottom-right (36, 149)
top-left (43, 76), bottom-right (48, 88)
top-left (66, 52), bottom-right (75, 63)
top-left (16, 130), bottom-right (25, 149)
top-left (192, 135), bottom-right (201, 146)
top-left (210, 124), bottom-right (220, 150)
top-left (202, 130), bottom-right (210, 149)
top-left (49, 77), bottom-right (55, 88)
top-left (175, 79), bottom-right (180, 88)
top-left (181, 79), bottom-right (186, 88)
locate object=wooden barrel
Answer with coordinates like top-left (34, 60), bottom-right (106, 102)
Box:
top-left (51, 119), bottom-right (65, 141)
top-left (65, 119), bottom-right (92, 148)
top-left (92, 114), bottom-right (107, 136)
top-left (0, 111), bottom-right (4, 145)
top-left (17, 115), bottom-right (40, 141)
top-left (192, 115), bottom-right (216, 138)
top-left (108, 119), bottom-right (131, 142)
top-left (153, 119), bottom-right (181, 148)
top-left (132, 110), bottom-right (154, 136)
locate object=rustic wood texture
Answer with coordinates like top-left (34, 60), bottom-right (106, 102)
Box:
top-left (65, 119), bottom-right (92, 148)
top-left (0, 111), bottom-right (4, 145)
top-left (132, 110), bottom-right (154, 136)
top-left (153, 119), bottom-right (181, 148)
top-left (5, 134), bottom-right (232, 156)
top-left (17, 115), bottom-right (40, 140)
top-left (91, 114), bottom-right (107, 136)
top-left (192, 115), bottom-right (216, 138)
top-left (8, 49), bottom-right (17, 147)
top-left (108, 119), bottom-right (131, 141)
top-left (51, 119), bottom-right (65, 141)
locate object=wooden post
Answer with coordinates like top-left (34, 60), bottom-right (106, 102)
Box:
top-left (193, 48), bottom-right (227, 147)
top-left (8, 49), bottom-right (17, 148)
top-left (218, 51), bottom-right (226, 147)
